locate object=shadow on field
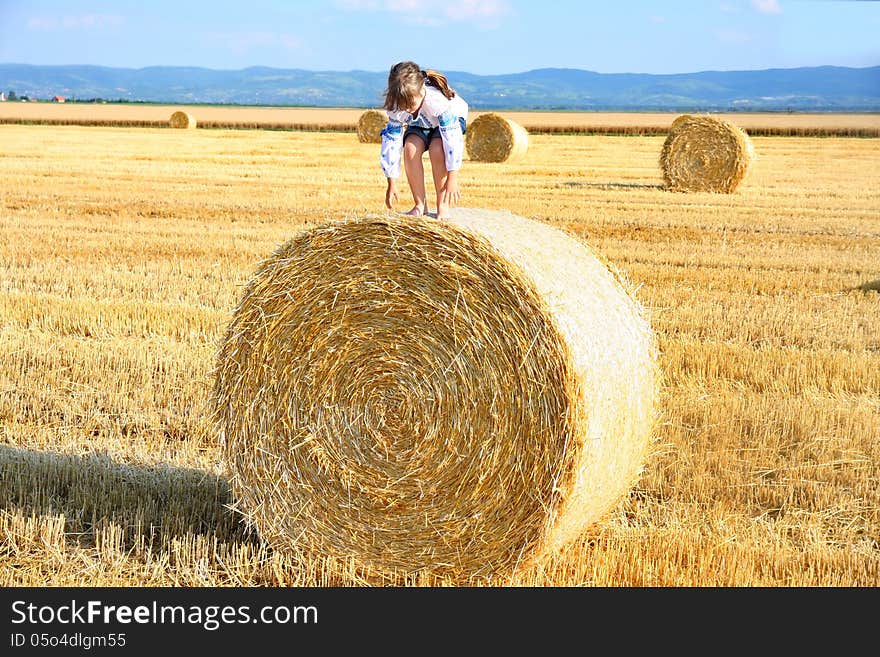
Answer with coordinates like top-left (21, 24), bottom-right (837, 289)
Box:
top-left (0, 445), bottom-right (258, 549)
top-left (558, 181), bottom-right (664, 190)
top-left (857, 279), bottom-right (880, 292)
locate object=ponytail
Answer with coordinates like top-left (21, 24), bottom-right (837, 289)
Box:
top-left (422, 69), bottom-right (455, 100)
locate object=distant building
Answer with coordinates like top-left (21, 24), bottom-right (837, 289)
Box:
top-left (0, 92), bottom-right (5, 101)
top-left (52, 95), bottom-right (66, 103)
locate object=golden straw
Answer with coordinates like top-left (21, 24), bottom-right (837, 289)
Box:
top-left (213, 208), bottom-right (659, 583)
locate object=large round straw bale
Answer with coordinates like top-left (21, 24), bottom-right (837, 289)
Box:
top-left (659, 114), bottom-right (754, 193)
top-left (213, 208), bottom-right (659, 583)
top-left (169, 110), bottom-right (196, 129)
top-left (465, 112), bottom-right (529, 163)
top-left (356, 109), bottom-right (387, 143)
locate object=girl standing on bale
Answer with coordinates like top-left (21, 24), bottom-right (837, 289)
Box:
top-left (380, 61), bottom-right (469, 220)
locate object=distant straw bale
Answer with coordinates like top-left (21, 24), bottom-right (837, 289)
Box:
top-left (213, 208), bottom-right (659, 583)
top-left (356, 109), bottom-right (387, 143)
top-left (660, 114), bottom-right (754, 193)
top-left (169, 111), bottom-right (196, 129)
top-left (465, 113), bottom-right (529, 163)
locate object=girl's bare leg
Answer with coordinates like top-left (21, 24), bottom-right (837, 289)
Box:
top-left (403, 136), bottom-right (428, 216)
top-left (428, 137), bottom-right (449, 219)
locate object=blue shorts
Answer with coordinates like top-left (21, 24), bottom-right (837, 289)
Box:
top-left (404, 117), bottom-right (467, 149)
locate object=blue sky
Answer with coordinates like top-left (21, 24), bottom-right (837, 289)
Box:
top-left (0, 1), bottom-right (877, 75)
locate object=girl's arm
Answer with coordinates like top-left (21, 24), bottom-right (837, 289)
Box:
top-left (422, 88), bottom-right (465, 174)
top-left (437, 109), bottom-right (465, 173)
top-left (437, 109), bottom-right (465, 210)
top-left (380, 117), bottom-right (404, 179)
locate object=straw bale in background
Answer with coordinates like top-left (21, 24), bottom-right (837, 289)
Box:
top-left (356, 109), bottom-right (387, 143)
top-left (465, 113), bottom-right (529, 163)
top-left (660, 114), bottom-right (754, 193)
top-left (169, 111), bottom-right (196, 129)
top-left (213, 208), bottom-right (659, 583)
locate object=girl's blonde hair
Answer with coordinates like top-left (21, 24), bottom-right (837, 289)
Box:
top-left (383, 61), bottom-right (455, 111)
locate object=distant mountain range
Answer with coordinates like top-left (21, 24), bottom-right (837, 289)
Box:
top-left (1, 63), bottom-right (878, 111)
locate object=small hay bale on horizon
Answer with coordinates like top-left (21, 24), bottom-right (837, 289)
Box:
top-left (169, 111), bottom-right (196, 129)
top-left (213, 208), bottom-right (660, 584)
top-left (660, 114), bottom-right (754, 193)
top-left (356, 109), bottom-right (387, 143)
top-left (465, 113), bottom-right (529, 163)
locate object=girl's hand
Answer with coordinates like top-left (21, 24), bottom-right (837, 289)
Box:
top-left (385, 178), bottom-right (399, 209)
top-left (442, 173), bottom-right (461, 207)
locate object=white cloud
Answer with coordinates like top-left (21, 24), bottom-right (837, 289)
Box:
top-left (751, 0), bottom-right (782, 15)
top-left (443, 0), bottom-right (509, 21)
top-left (400, 15), bottom-right (445, 27)
top-left (335, 0), bottom-right (510, 27)
top-left (649, 15), bottom-right (666, 24)
top-left (386, 0), bottom-right (420, 11)
top-left (333, 0), bottom-right (380, 8)
top-left (27, 14), bottom-right (124, 30)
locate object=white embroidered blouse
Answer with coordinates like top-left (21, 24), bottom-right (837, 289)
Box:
top-left (379, 84), bottom-right (469, 179)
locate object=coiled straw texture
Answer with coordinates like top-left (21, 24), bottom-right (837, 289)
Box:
top-left (213, 208), bottom-right (659, 583)
top-left (356, 109), bottom-right (386, 143)
top-left (465, 113), bottom-right (529, 163)
top-left (660, 114), bottom-right (754, 193)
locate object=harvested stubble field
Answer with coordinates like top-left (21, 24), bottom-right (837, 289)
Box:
top-left (1, 118), bottom-right (878, 586)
